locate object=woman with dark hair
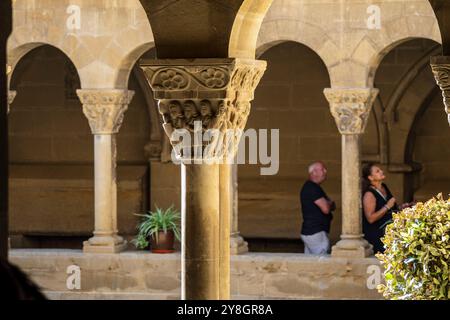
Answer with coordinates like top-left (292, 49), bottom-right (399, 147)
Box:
top-left (361, 163), bottom-right (399, 254)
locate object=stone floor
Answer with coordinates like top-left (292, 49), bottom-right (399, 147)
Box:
top-left (9, 249), bottom-right (383, 300)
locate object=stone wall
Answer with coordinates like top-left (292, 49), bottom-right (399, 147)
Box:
top-left (9, 249), bottom-right (383, 300)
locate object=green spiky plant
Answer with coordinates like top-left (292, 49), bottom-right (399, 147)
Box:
top-left (377, 194), bottom-right (450, 300)
top-left (132, 205), bottom-right (181, 250)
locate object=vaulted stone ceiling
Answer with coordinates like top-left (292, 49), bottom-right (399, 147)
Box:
top-left (140, 0), bottom-right (244, 58)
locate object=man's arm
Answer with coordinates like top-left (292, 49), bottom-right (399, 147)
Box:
top-left (314, 197), bottom-right (333, 215)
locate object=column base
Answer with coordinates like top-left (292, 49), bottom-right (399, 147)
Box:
top-left (230, 234), bottom-right (248, 255)
top-left (331, 235), bottom-right (373, 258)
top-left (83, 235), bottom-right (127, 254)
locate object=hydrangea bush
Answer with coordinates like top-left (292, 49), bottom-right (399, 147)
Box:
top-left (377, 194), bottom-right (450, 300)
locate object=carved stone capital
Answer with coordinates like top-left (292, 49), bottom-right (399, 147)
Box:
top-left (324, 88), bottom-right (379, 135)
top-left (140, 58), bottom-right (266, 160)
top-left (7, 90), bottom-right (16, 114)
top-left (430, 56), bottom-right (450, 125)
top-left (76, 89), bottom-right (135, 134)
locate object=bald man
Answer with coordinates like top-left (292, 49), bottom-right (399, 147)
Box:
top-left (300, 161), bottom-right (336, 255)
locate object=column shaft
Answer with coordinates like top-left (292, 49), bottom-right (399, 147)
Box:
top-left (182, 163), bottom-right (220, 300)
top-left (83, 134), bottom-right (126, 252)
top-left (94, 134), bottom-right (114, 237)
top-left (331, 134), bottom-right (372, 257)
top-left (219, 163), bottom-right (231, 299)
top-left (6, 92), bottom-right (15, 250)
top-left (341, 134), bottom-right (363, 237)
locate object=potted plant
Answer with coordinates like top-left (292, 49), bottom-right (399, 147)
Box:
top-left (377, 194), bottom-right (450, 300)
top-left (132, 205), bottom-right (181, 253)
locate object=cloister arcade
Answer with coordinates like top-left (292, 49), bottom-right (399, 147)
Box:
top-left (1, 0), bottom-right (449, 299)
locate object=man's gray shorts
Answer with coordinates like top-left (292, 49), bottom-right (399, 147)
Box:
top-left (300, 231), bottom-right (330, 255)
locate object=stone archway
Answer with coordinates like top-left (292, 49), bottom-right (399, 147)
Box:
top-left (239, 41), bottom-right (334, 252)
top-left (8, 44), bottom-right (90, 249)
top-left (330, 0), bottom-right (439, 88)
top-left (256, 1), bottom-right (338, 72)
top-left (370, 38), bottom-right (442, 204)
top-left (229, 0), bottom-right (274, 58)
top-left (363, 12), bottom-right (441, 88)
top-left (8, 0), bottom-right (154, 89)
top-left (406, 90), bottom-right (450, 202)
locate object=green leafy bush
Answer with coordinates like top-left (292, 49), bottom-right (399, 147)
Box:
top-left (132, 205), bottom-right (181, 250)
top-left (377, 194), bottom-right (450, 300)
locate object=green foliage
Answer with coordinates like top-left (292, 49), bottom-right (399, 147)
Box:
top-left (132, 233), bottom-right (150, 250)
top-left (377, 194), bottom-right (450, 300)
top-left (132, 205), bottom-right (181, 250)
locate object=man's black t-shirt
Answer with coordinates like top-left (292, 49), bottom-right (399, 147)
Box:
top-left (300, 180), bottom-right (333, 235)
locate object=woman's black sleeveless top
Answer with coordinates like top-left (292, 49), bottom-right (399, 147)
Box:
top-left (362, 183), bottom-right (397, 254)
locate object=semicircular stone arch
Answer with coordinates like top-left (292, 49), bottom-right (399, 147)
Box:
top-left (321, 0), bottom-right (441, 88)
top-left (229, 0), bottom-right (274, 58)
top-left (8, 0), bottom-right (154, 89)
top-left (256, 19), bottom-right (338, 76)
top-left (387, 59), bottom-right (439, 166)
top-left (368, 37), bottom-right (441, 167)
top-left (405, 88), bottom-right (450, 202)
top-left (363, 11), bottom-right (441, 87)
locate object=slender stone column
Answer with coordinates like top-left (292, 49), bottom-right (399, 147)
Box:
top-left (141, 58), bottom-right (266, 300)
top-left (219, 163), bottom-right (231, 299)
top-left (230, 163), bottom-right (248, 254)
top-left (7, 90), bottom-right (16, 114)
top-left (6, 91), bottom-right (15, 249)
top-left (324, 88), bottom-right (378, 258)
top-left (77, 89), bottom-right (134, 253)
top-left (430, 56), bottom-right (450, 126)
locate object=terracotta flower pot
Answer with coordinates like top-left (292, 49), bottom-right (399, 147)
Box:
top-left (149, 230), bottom-right (175, 253)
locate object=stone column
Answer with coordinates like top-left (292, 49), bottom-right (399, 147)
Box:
top-left (141, 58), bottom-right (266, 300)
top-left (6, 90), bottom-right (15, 249)
top-left (77, 89), bottom-right (134, 253)
top-left (219, 163), bottom-right (231, 298)
top-left (230, 163), bottom-right (248, 254)
top-left (430, 56), bottom-right (450, 126)
top-left (324, 88), bottom-right (378, 258)
top-left (7, 90), bottom-right (16, 114)
top-left (6, 89), bottom-right (15, 250)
